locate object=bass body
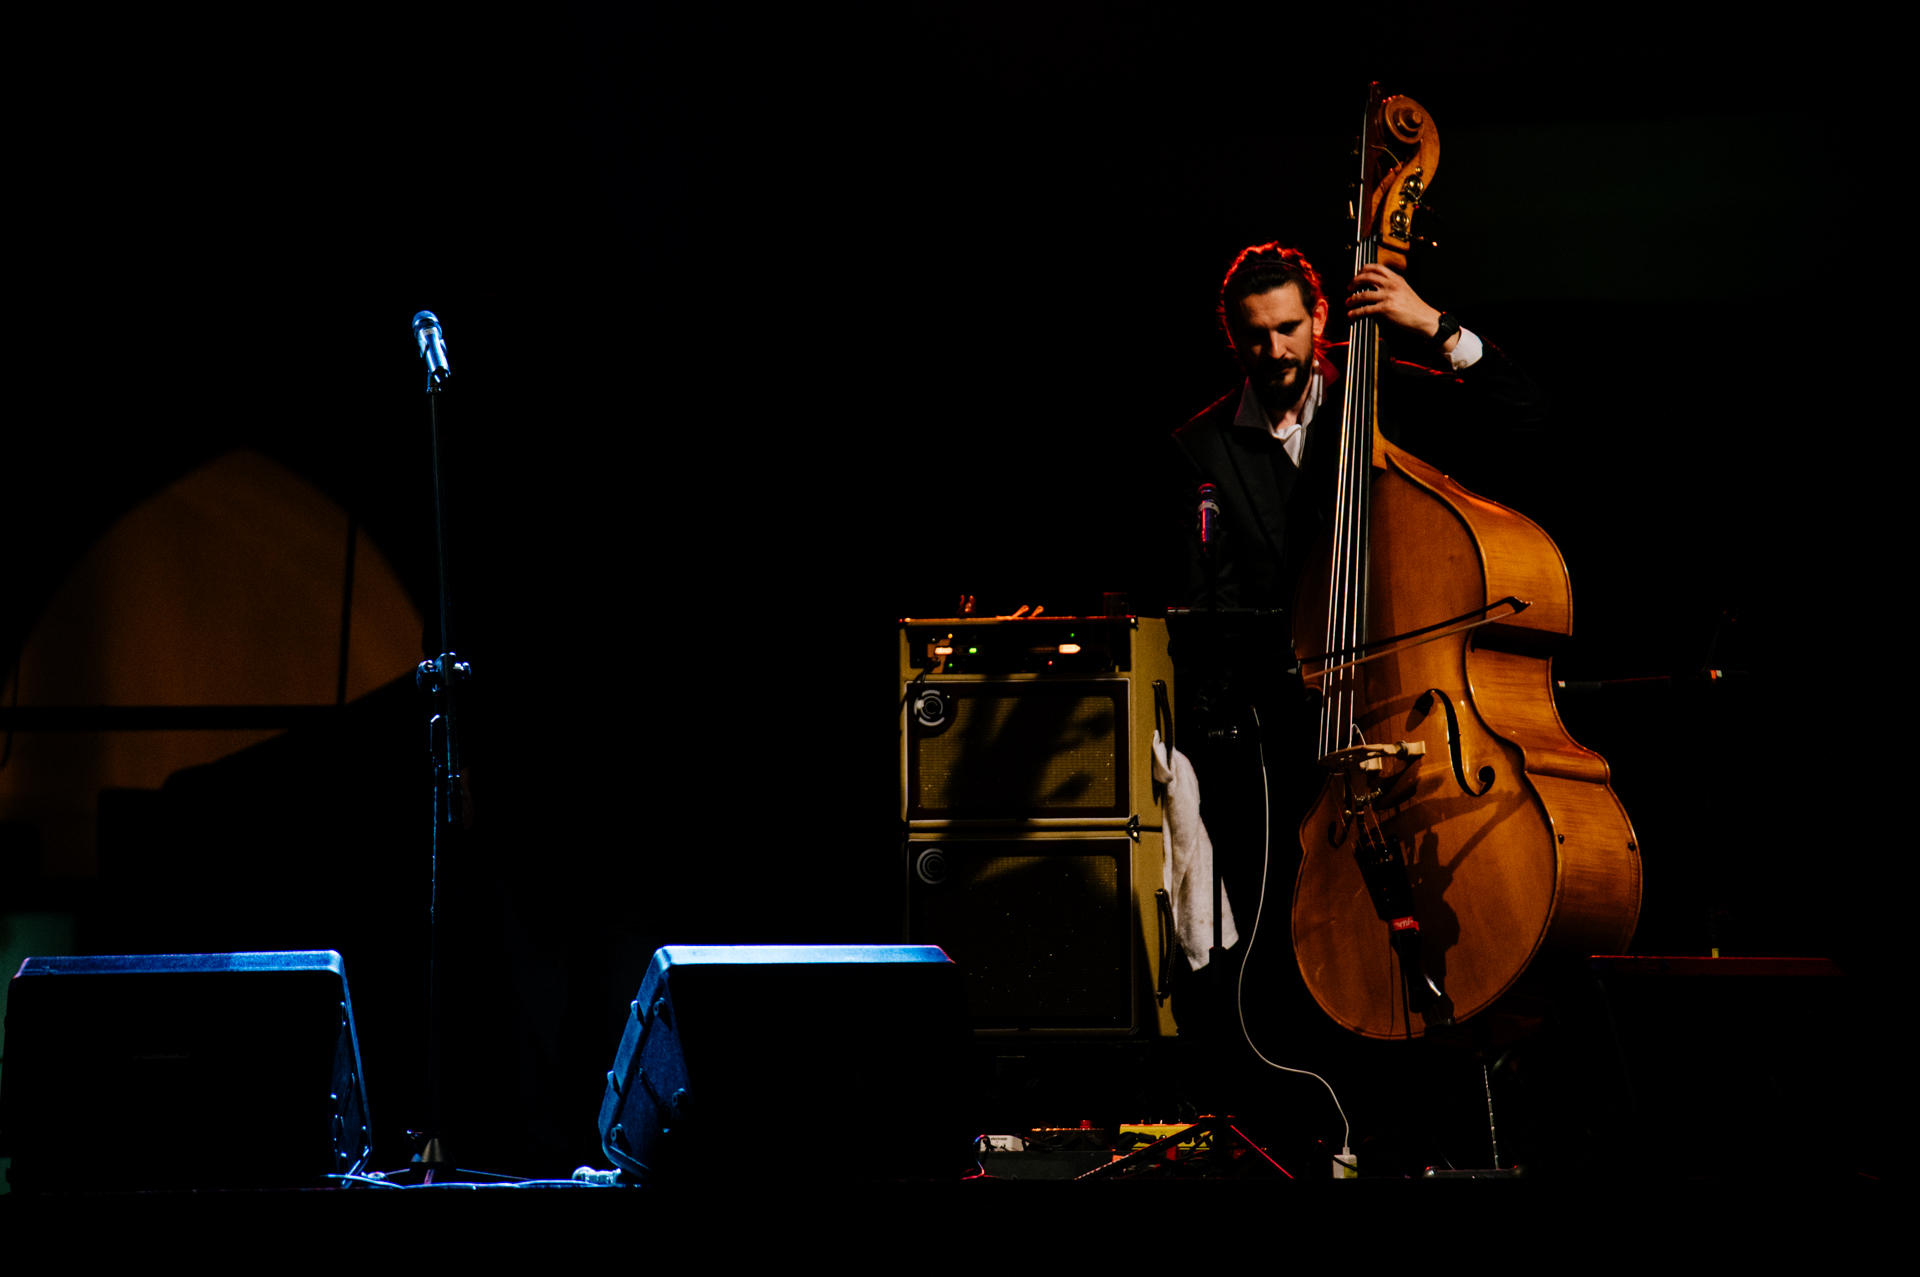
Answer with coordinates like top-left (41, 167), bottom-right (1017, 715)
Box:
top-left (1291, 434), bottom-right (1640, 1040)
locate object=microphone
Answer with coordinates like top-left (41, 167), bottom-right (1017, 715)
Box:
top-left (413, 311), bottom-right (450, 390)
top-left (1197, 483), bottom-right (1221, 555)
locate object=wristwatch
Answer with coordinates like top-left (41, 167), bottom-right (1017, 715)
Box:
top-left (1431, 311), bottom-right (1460, 350)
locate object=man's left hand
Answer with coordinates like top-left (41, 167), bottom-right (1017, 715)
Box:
top-left (1346, 264), bottom-right (1457, 352)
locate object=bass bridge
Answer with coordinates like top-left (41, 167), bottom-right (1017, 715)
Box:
top-left (1320, 740), bottom-right (1427, 825)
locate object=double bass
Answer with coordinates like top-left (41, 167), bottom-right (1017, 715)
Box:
top-left (1291, 87), bottom-right (1640, 1041)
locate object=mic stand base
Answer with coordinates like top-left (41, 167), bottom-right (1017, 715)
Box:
top-left (411, 1135), bottom-right (451, 1168)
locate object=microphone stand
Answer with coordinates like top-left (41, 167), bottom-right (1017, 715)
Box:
top-left (409, 317), bottom-right (467, 1174)
top-left (1194, 491), bottom-right (1229, 1098)
top-left (1201, 523), bottom-right (1224, 991)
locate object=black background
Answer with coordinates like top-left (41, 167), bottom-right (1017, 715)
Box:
top-left (4, 11), bottom-right (1887, 1175)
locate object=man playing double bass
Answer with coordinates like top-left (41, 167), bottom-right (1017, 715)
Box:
top-left (1171, 242), bottom-right (1543, 615)
top-left (1161, 242), bottom-right (1545, 1070)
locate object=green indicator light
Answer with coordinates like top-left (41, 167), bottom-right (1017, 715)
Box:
top-left (968, 647), bottom-right (978, 654)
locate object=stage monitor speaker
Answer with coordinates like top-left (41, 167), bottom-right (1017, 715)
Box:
top-left (596, 945), bottom-right (972, 1184)
top-left (899, 616), bottom-right (1177, 1036)
top-left (0, 950), bottom-right (371, 1193)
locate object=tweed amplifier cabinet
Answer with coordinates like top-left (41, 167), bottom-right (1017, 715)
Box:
top-left (898, 616), bottom-right (1176, 1036)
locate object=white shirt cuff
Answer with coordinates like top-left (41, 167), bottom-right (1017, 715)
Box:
top-left (1447, 327), bottom-right (1484, 371)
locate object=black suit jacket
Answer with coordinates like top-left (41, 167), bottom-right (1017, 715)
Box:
top-left (1168, 337), bottom-right (1545, 613)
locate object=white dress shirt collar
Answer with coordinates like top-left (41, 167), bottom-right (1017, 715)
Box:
top-left (1232, 363), bottom-right (1325, 467)
top-left (1226, 333), bottom-right (1483, 468)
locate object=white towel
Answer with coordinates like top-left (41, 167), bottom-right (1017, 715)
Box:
top-left (1152, 731), bottom-right (1239, 970)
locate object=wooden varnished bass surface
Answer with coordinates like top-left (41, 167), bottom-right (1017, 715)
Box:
top-left (1291, 437), bottom-right (1641, 1040)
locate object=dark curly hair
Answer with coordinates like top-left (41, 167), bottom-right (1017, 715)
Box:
top-left (1217, 243), bottom-right (1327, 349)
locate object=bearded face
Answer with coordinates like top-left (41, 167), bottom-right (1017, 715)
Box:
top-left (1228, 283), bottom-right (1327, 417)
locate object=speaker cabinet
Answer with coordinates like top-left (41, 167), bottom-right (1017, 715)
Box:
top-left (899, 617), bottom-right (1176, 1036)
top-left (596, 945), bottom-right (972, 1183)
top-left (0, 950), bottom-right (371, 1193)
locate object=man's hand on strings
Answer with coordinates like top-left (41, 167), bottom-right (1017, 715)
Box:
top-left (1346, 265), bottom-right (1457, 352)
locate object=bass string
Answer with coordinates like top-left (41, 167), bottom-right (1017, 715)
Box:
top-left (1321, 315), bottom-right (1345, 759)
top-left (1323, 111), bottom-right (1359, 761)
top-left (1344, 291), bottom-right (1370, 753)
top-left (1323, 232), bottom-right (1375, 759)
top-left (1352, 235), bottom-right (1374, 752)
top-left (1324, 242), bottom-right (1357, 757)
top-left (1350, 237), bottom-right (1374, 751)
